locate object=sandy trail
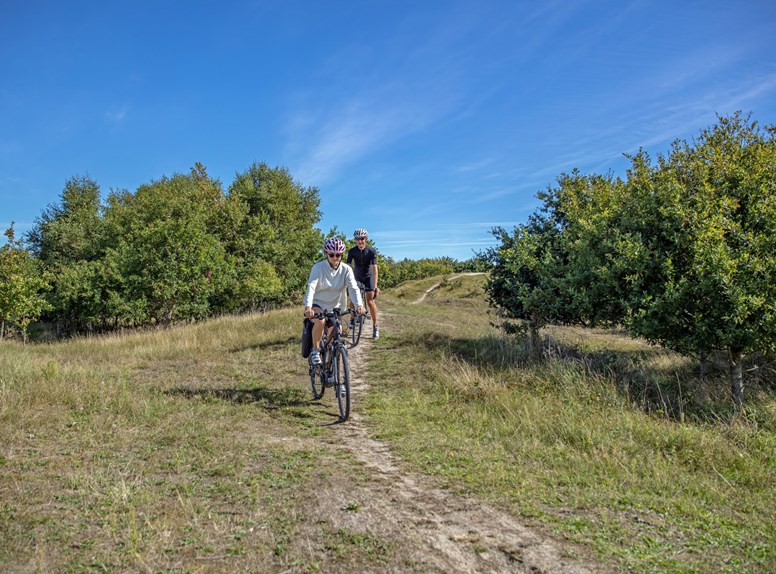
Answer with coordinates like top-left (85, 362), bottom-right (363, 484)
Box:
top-left (412, 273), bottom-right (487, 304)
top-left (312, 312), bottom-right (606, 573)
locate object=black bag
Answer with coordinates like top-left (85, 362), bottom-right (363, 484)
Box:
top-left (301, 318), bottom-right (313, 358)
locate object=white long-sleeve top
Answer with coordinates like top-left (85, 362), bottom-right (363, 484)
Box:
top-left (303, 260), bottom-right (363, 310)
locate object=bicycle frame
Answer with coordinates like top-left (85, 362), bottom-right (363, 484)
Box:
top-left (348, 282), bottom-right (369, 347)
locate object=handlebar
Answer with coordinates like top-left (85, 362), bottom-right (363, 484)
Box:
top-left (306, 308), bottom-right (362, 320)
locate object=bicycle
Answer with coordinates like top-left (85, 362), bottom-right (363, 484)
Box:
top-left (349, 281), bottom-right (370, 347)
top-left (308, 308), bottom-right (357, 421)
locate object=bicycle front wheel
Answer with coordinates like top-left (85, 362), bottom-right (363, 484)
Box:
top-left (310, 365), bottom-right (325, 400)
top-left (351, 313), bottom-right (364, 347)
top-left (333, 346), bottom-right (350, 421)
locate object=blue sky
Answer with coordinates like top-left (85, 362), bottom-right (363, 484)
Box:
top-left (2, 1), bottom-right (775, 261)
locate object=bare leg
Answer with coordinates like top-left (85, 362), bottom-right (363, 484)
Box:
top-left (366, 291), bottom-right (378, 327)
top-left (311, 318), bottom-right (324, 349)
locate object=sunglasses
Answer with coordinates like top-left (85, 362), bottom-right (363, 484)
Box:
top-left (326, 252), bottom-right (342, 259)
top-left (355, 237), bottom-right (367, 241)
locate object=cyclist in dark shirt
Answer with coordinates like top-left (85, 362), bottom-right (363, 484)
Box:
top-left (347, 228), bottom-right (380, 339)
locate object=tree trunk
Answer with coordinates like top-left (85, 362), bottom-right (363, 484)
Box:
top-left (728, 347), bottom-right (744, 409)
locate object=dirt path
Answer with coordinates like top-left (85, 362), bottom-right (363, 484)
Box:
top-left (315, 314), bottom-right (606, 573)
top-left (412, 272), bottom-right (487, 304)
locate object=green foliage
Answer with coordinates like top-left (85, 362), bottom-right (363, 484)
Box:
top-left (26, 175), bottom-right (105, 266)
top-left (26, 176), bottom-right (107, 331)
top-left (227, 162), bottom-right (323, 303)
top-left (24, 163), bottom-right (324, 334)
top-left (484, 178), bottom-right (596, 356)
top-left (486, 112), bottom-right (776, 405)
top-left (0, 224), bottom-right (51, 340)
top-left (454, 254), bottom-right (492, 273)
top-left (111, 166), bottom-right (236, 323)
top-left (380, 257), bottom-right (456, 288)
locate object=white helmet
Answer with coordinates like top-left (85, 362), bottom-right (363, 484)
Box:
top-left (323, 237), bottom-right (346, 254)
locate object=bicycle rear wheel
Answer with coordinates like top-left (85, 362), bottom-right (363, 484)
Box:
top-left (310, 364), bottom-right (325, 400)
top-left (351, 313), bottom-right (364, 347)
top-left (333, 346), bottom-right (350, 421)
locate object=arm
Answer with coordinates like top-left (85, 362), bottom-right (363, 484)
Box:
top-left (370, 262), bottom-right (378, 290)
top-left (303, 265), bottom-right (319, 310)
top-left (369, 249), bottom-right (379, 291)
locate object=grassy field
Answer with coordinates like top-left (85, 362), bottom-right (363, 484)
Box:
top-left (372, 274), bottom-right (775, 573)
top-left (1, 310), bottom-right (382, 572)
top-left (1, 273), bottom-right (774, 572)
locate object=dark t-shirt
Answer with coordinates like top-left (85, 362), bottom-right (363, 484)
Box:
top-left (347, 245), bottom-right (377, 285)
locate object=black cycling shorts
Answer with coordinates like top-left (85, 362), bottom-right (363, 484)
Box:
top-left (355, 274), bottom-right (375, 292)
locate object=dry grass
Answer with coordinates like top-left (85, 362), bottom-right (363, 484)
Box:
top-left (2, 276), bottom-right (775, 573)
top-left (0, 308), bottom-right (387, 572)
top-left (366, 278), bottom-right (776, 573)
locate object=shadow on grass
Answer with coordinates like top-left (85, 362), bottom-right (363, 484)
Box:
top-left (167, 385), bottom-right (311, 411)
top-left (398, 330), bottom-right (772, 423)
top-left (166, 385), bottom-right (352, 425)
top-left (229, 335), bottom-right (299, 354)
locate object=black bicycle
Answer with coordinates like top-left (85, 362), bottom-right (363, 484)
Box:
top-left (308, 308), bottom-right (356, 421)
top-left (350, 282), bottom-right (369, 347)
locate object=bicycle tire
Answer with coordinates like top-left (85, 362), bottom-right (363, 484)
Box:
top-left (351, 313), bottom-right (364, 347)
top-left (310, 361), bottom-right (325, 400)
top-left (333, 345), bottom-right (350, 421)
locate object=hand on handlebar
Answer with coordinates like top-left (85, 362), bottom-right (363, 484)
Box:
top-left (356, 305), bottom-right (365, 315)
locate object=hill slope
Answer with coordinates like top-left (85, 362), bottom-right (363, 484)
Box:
top-left (1, 273), bottom-right (773, 572)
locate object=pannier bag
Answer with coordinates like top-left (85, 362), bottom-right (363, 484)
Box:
top-left (301, 318), bottom-right (313, 358)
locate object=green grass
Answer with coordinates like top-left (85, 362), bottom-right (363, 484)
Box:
top-left (0, 309), bottom-right (384, 572)
top-left (366, 279), bottom-right (776, 573)
top-left (1, 274), bottom-right (774, 572)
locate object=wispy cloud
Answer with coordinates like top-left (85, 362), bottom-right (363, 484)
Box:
top-left (455, 157), bottom-right (497, 173)
top-left (105, 105), bottom-right (128, 124)
top-left (290, 81), bottom-right (460, 186)
top-left (624, 71), bottom-right (776, 153)
top-left (373, 221), bottom-right (511, 260)
top-left (287, 8), bottom-right (488, 187)
top-left (292, 102), bottom-right (406, 184)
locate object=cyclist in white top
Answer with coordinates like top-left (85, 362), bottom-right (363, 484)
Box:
top-left (304, 237), bottom-right (364, 365)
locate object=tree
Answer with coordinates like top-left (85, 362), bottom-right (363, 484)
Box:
top-left (26, 175), bottom-right (105, 266)
top-left (532, 170), bottom-right (628, 327)
top-left (627, 113), bottom-right (776, 406)
top-left (489, 113), bottom-right (775, 406)
top-left (572, 114), bottom-right (776, 407)
top-left (104, 168), bottom-right (233, 324)
top-left (0, 224), bottom-right (50, 340)
top-left (455, 254), bottom-right (493, 273)
top-left (25, 175), bottom-right (107, 331)
top-left (228, 163), bottom-right (323, 305)
top-left (20, 162), bottom-right (326, 333)
top-left (485, 217), bottom-right (573, 358)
